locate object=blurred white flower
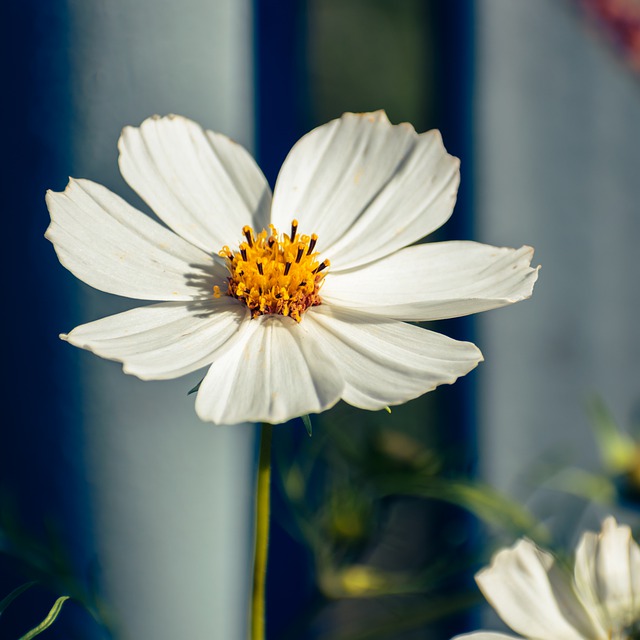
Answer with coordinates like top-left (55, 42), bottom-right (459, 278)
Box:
top-left (46, 111), bottom-right (538, 426)
top-left (455, 517), bottom-right (640, 640)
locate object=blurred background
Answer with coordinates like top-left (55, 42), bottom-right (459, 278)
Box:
top-left (3, 0), bottom-right (640, 638)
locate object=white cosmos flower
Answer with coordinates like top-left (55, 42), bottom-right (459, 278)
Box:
top-left (455, 517), bottom-right (640, 640)
top-left (45, 111), bottom-right (538, 426)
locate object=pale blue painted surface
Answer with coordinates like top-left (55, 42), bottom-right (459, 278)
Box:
top-left (65, 1), bottom-right (257, 638)
top-left (477, 0), bottom-right (640, 499)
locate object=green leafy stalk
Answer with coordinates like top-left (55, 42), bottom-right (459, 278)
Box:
top-left (19, 596), bottom-right (70, 640)
top-left (251, 423), bottom-right (273, 640)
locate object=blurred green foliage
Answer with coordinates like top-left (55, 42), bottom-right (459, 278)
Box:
top-left (0, 496), bottom-right (112, 639)
top-left (307, 0), bottom-right (435, 131)
top-left (271, 399), bottom-right (546, 640)
top-left (530, 395), bottom-right (640, 508)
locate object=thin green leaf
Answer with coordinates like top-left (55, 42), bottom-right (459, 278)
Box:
top-left (301, 415), bottom-right (313, 437)
top-left (188, 378), bottom-right (203, 395)
top-left (0, 582), bottom-right (37, 616)
top-left (19, 595), bottom-right (70, 640)
top-left (375, 474), bottom-right (548, 542)
top-left (542, 467), bottom-right (617, 503)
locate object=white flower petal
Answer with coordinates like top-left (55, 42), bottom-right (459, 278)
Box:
top-left (63, 298), bottom-right (247, 380)
top-left (452, 633), bottom-right (524, 640)
top-left (118, 114), bottom-right (272, 253)
top-left (46, 179), bottom-right (220, 300)
top-left (303, 306), bottom-right (482, 410)
top-left (574, 517), bottom-right (640, 632)
top-left (194, 315), bottom-right (344, 425)
top-left (322, 242), bottom-right (539, 321)
top-left (477, 539), bottom-right (603, 640)
top-left (270, 111), bottom-right (459, 271)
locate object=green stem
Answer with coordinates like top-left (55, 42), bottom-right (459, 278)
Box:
top-left (19, 596), bottom-right (70, 640)
top-left (251, 423), bottom-right (273, 640)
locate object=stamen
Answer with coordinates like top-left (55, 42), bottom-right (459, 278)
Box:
top-left (240, 245), bottom-right (248, 261)
top-left (314, 259), bottom-right (330, 274)
top-left (290, 219), bottom-right (298, 240)
top-left (295, 245), bottom-right (304, 263)
top-left (307, 234), bottom-right (318, 254)
top-left (257, 260), bottom-right (264, 275)
top-left (284, 262), bottom-right (292, 276)
top-left (242, 225), bottom-right (254, 248)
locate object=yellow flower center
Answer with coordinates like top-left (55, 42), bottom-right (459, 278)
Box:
top-left (214, 220), bottom-right (329, 322)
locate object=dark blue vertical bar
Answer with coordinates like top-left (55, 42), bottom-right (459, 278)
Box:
top-left (1, 3), bottom-right (100, 638)
top-left (254, 0), bottom-right (309, 188)
top-left (430, 1), bottom-right (479, 637)
top-left (433, 0), bottom-right (476, 241)
top-left (253, 2), bottom-right (313, 639)
top-left (432, 0), bottom-right (477, 462)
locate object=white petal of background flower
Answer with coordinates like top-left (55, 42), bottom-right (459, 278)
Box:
top-left (45, 178), bottom-right (219, 300)
top-left (574, 517), bottom-right (640, 632)
top-left (321, 242), bottom-right (539, 321)
top-left (195, 315), bottom-right (344, 425)
top-left (62, 298), bottom-right (248, 380)
top-left (477, 539), bottom-right (602, 640)
top-left (270, 111), bottom-right (460, 271)
top-left (453, 633), bottom-right (524, 640)
top-left (118, 114), bottom-right (272, 253)
top-left (304, 306), bottom-right (483, 410)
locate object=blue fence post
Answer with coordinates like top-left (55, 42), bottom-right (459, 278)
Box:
top-left (254, 1), bottom-right (313, 638)
top-left (1, 1), bottom-right (98, 638)
top-left (431, 1), bottom-right (479, 637)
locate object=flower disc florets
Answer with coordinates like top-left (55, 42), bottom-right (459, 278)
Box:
top-left (214, 220), bottom-right (330, 322)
